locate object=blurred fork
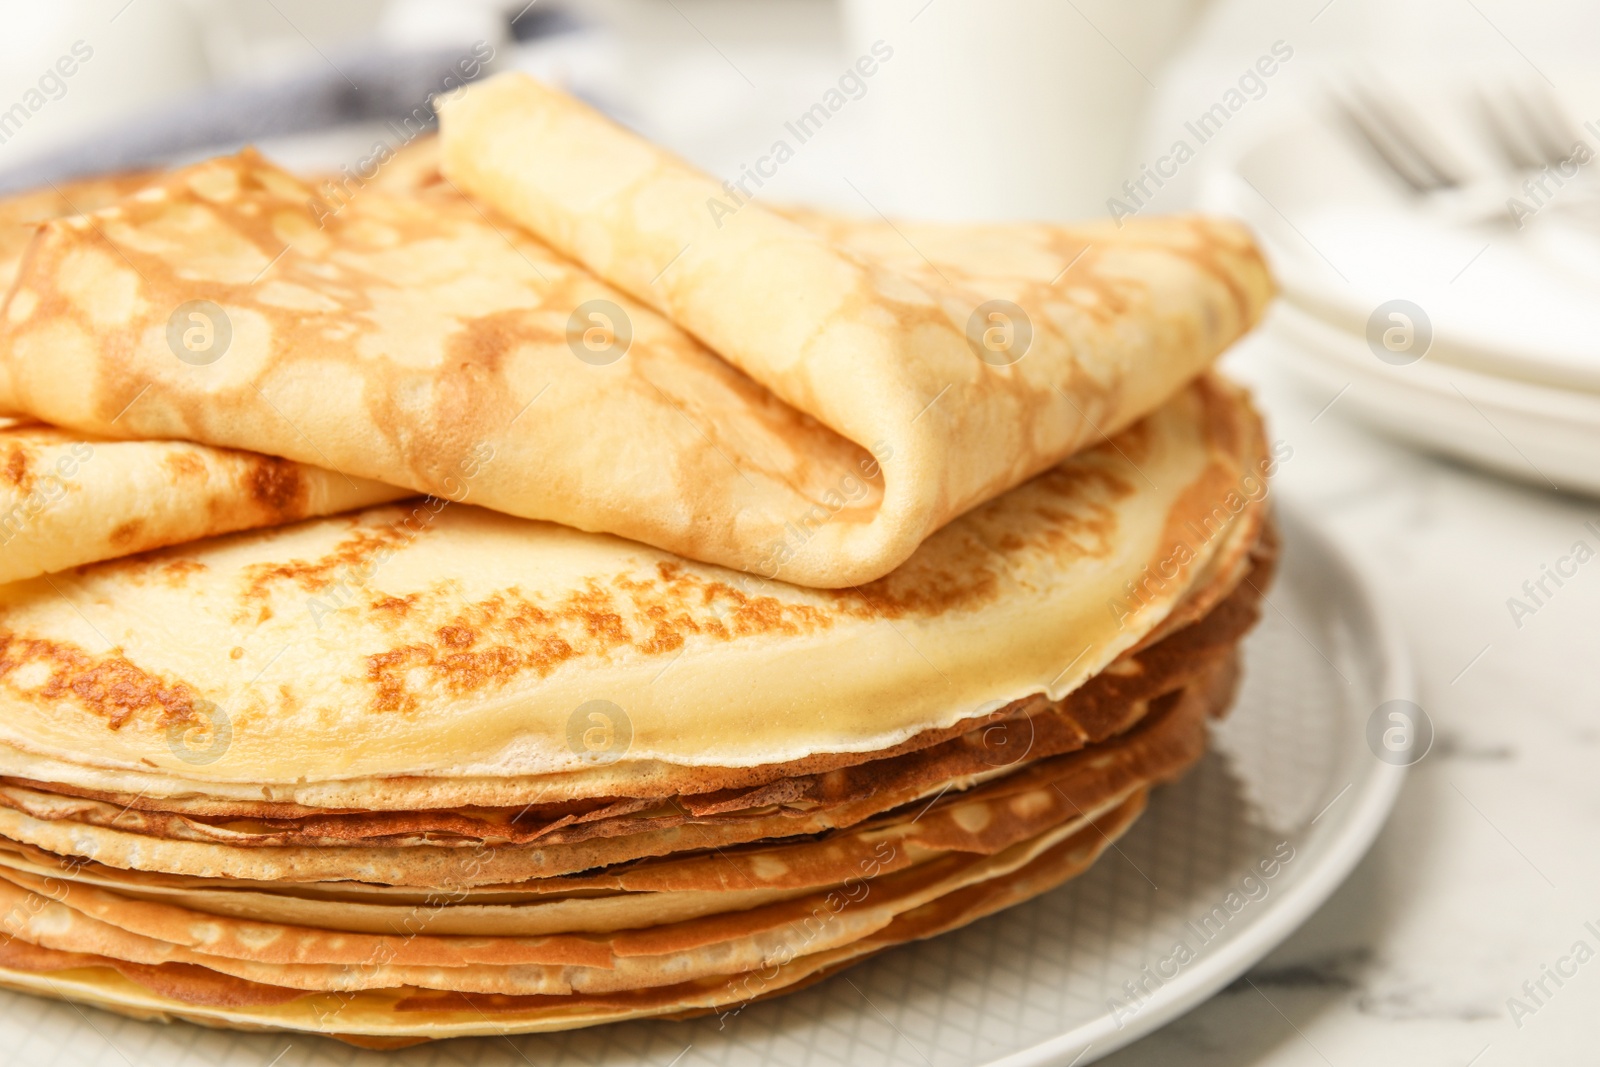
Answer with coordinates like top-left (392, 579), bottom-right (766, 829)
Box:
top-left (1334, 81), bottom-right (1470, 196)
top-left (1478, 83), bottom-right (1583, 173)
top-left (1333, 79), bottom-right (1599, 228)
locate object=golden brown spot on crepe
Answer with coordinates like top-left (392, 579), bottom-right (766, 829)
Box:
top-left (246, 456), bottom-right (308, 519)
top-left (414, 312), bottom-right (534, 478)
top-left (108, 519), bottom-right (143, 548)
top-left (358, 520), bottom-right (1022, 712)
top-left (578, 454), bottom-right (1132, 639)
top-left (366, 633), bottom-right (574, 714)
top-left (1107, 419), bottom-right (1155, 466)
top-left (239, 518), bottom-right (418, 602)
top-left (2, 447), bottom-right (30, 489)
top-left (0, 633), bottom-right (202, 730)
top-left (634, 564), bottom-right (832, 639)
top-left (1135, 378), bottom-right (1262, 614)
top-left (566, 585), bottom-right (630, 647)
top-left (636, 608), bottom-right (689, 655)
top-left (680, 579), bottom-right (828, 638)
top-left (436, 625), bottom-right (475, 649)
top-left (159, 559), bottom-right (207, 585)
top-left (228, 647), bottom-right (244, 660)
top-left (837, 459), bottom-right (1133, 617)
top-left (370, 593), bottom-right (419, 620)
top-left (1037, 464), bottom-right (1134, 547)
top-left (162, 451), bottom-right (206, 479)
top-left (840, 564), bottom-right (1000, 621)
top-left (357, 572), bottom-right (836, 712)
top-left (68, 537), bottom-right (212, 590)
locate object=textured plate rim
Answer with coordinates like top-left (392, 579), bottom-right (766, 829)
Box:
top-left (984, 497), bottom-right (1414, 1067)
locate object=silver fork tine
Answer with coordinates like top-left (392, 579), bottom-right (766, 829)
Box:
top-left (1333, 87), bottom-right (1450, 192)
top-left (1512, 84), bottom-right (1582, 166)
top-left (1335, 79), bottom-right (1466, 193)
top-left (1479, 91), bottom-right (1547, 171)
top-left (1356, 82), bottom-right (1468, 187)
top-left (1336, 97), bottom-right (1436, 192)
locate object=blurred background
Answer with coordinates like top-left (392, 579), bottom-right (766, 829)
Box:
top-left (4, 1), bottom-right (1599, 1063)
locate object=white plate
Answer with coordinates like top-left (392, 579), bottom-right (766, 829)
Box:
top-left (1267, 301), bottom-right (1600, 498)
top-left (0, 502), bottom-right (1410, 1066)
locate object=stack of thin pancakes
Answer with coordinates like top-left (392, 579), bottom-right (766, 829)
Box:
top-left (0, 75), bottom-right (1278, 1045)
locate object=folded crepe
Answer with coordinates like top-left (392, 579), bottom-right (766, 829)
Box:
top-left (0, 178), bottom-right (415, 583)
top-left (0, 369), bottom-right (1277, 1042)
top-left (0, 74), bottom-right (1272, 588)
top-left (0, 171), bottom-right (170, 295)
top-left (0, 418), bottom-right (404, 585)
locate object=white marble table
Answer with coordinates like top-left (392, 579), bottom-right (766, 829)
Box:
top-left (1102, 322), bottom-right (1599, 1065)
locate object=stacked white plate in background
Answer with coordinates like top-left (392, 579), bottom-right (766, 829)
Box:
top-left (1200, 73), bottom-right (1600, 496)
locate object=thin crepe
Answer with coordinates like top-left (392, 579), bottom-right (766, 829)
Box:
top-left (0, 526), bottom-right (1270, 836)
top-left (0, 652), bottom-right (1231, 888)
top-left (0, 374), bottom-right (1271, 799)
top-left (0, 419), bottom-right (403, 584)
top-left (0, 643), bottom-right (1234, 937)
top-left (0, 79), bottom-right (1272, 587)
top-left (438, 74), bottom-right (1273, 584)
top-left (0, 179), bottom-right (408, 583)
top-left (0, 172), bottom-right (158, 295)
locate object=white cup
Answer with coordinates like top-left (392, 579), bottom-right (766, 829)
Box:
top-left (840, 0), bottom-right (1210, 221)
top-left (0, 0), bottom-right (210, 166)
